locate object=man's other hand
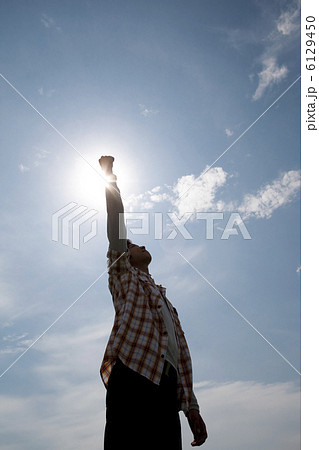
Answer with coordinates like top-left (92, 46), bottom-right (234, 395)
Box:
top-left (99, 155), bottom-right (114, 176)
top-left (187, 409), bottom-right (208, 446)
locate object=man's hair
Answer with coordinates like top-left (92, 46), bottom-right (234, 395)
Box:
top-left (127, 239), bottom-right (133, 249)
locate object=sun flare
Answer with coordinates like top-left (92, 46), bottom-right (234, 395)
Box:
top-left (67, 152), bottom-right (137, 208)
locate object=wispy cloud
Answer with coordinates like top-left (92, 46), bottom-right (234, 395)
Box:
top-left (251, 4), bottom-right (300, 100)
top-left (33, 148), bottom-right (50, 167)
top-left (238, 170), bottom-right (300, 219)
top-left (33, 323), bottom-right (111, 382)
top-left (125, 167), bottom-right (228, 216)
top-left (138, 104), bottom-right (159, 117)
top-left (225, 128), bottom-right (234, 137)
top-left (183, 380), bottom-right (300, 450)
top-left (0, 383), bottom-right (103, 449)
top-left (0, 377), bottom-right (300, 449)
top-left (19, 147), bottom-right (50, 172)
top-left (125, 185), bottom-right (173, 212)
top-left (40, 13), bottom-right (61, 32)
top-left (38, 87), bottom-right (56, 98)
top-left (18, 163), bottom-right (30, 173)
top-left (215, 4), bottom-right (300, 101)
top-left (3, 333), bottom-right (28, 342)
top-left (252, 57), bottom-right (288, 101)
top-left (276, 7), bottom-right (300, 36)
top-left (1, 333), bottom-right (33, 355)
top-left (125, 167), bottom-right (300, 222)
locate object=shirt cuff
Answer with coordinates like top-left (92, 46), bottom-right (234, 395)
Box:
top-left (184, 390), bottom-right (200, 416)
top-left (107, 247), bottom-right (130, 274)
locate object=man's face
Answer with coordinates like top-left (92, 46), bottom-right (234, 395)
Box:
top-left (127, 243), bottom-right (152, 266)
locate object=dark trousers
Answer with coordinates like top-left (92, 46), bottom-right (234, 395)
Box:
top-left (104, 359), bottom-right (182, 450)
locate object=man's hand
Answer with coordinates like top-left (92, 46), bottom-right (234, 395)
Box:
top-left (187, 409), bottom-right (208, 446)
top-left (99, 155), bottom-right (114, 176)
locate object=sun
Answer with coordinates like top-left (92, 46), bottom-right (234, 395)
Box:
top-left (66, 151), bottom-right (137, 209)
top-left (67, 158), bottom-right (105, 207)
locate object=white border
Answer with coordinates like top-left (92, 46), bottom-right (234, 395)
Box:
top-left (301, 0), bottom-right (319, 448)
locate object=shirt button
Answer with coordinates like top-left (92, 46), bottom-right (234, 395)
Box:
top-left (163, 331), bottom-right (168, 336)
top-left (161, 354), bottom-right (165, 358)
top-left (158, 305), bottom-right (162, 309)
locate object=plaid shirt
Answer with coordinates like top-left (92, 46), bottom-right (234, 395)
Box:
top-left (100, 248), bottom-right (194, 412)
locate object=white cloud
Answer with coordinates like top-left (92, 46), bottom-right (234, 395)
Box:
top-left (33, 148), bottom-right (50, 167)
top-left (0, 261), bottom-right (19, 326)
top-left (124, 167), bottom-right (300, 226)
top-left (0, 378), bottom-right (299, 449)
top-left (277, 8), bottom-right (300, 36)
top-left (1, 332), bottom-right (33, 356)
top-left (252, 57), bottom-right (288, 101)
top-left (150, 192), bottom-right (171, 203)
top-left (38, 87), bottom-right (56, 98)
top-left (225, 128), bottom-right (233, 137)
top-left (0, 322), bottom-right (112, 449)
top-left (125, 184), bottom-right (175, 212)
top-left (125, 192), bottom-right (153, 211)
top-left (40, 13), bottom-right (61, 32)
top-left (41, 14), bottom-right (54, 28)
top-left (0, 384), bottom-right (104, 450)
top-left (32, 322), bottom-right (113, 385)
top-left (140, 201), bottom-right (154, 210)
top-left (171, 166), bottom-right (228, 217)
top-left (18, 148), bottom-right (50, 172)
top-left (18, 163), bottom-right (30, 173)
top-left (150, 185), bottom-right (161, 193)
top-left (182, 380), bottom-right (300, 450)
top-left (238, 170), bottom-right (300, 219)
top-left (138, 104), bottom-right (159, 117)
top-left (3, 333), bottom-right (28, 342)
top-left (251, 5), bottom-right (300, 100)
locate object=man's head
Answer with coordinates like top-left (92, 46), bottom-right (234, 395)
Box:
top-left (127, 239), bottom-right (152, 272)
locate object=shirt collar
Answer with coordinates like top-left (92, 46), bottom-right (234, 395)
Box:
top-left (134, 266), bottom-right (153, 279)
top-left (134, 267), bottom-right (166, 295)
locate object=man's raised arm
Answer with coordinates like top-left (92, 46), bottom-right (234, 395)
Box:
top-left (99, 156), bottom-right (127, 253)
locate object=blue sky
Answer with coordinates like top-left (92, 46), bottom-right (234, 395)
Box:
top-left (0, 1), bottom-right (301, 449)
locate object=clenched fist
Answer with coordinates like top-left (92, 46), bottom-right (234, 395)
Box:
top-left (99, 156), bottom-right (114, 176)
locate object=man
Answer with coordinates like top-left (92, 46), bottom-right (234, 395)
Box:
top-left (99, 156), bottom-right (207, 449)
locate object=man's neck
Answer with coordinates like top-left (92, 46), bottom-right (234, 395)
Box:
top-left (134, 263), bottom-right (150, 275)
